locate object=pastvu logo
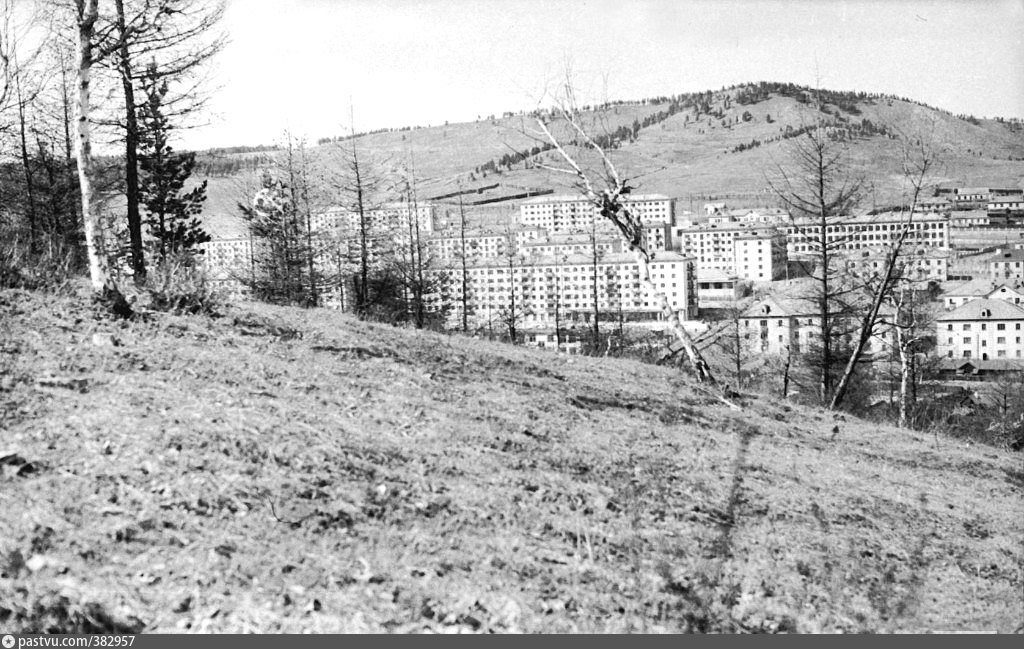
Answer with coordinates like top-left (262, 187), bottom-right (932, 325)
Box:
top-left (2, 634), bottom-right (15, 649)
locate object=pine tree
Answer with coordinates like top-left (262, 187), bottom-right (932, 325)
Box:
top-left (137, 63), bottom-right (210, 260)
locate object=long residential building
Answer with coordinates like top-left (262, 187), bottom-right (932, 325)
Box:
top-left (784, 211), bottom-right (950, 256)
top-left (519, 194), bottom-right (673, 231)
top-left (430, 251), bottom-right (698, 332)
top-left (312, 202), bottom-right (436, 234)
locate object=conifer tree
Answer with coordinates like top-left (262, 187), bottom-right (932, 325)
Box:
top-left (137, 63), bottom-right (209, 259)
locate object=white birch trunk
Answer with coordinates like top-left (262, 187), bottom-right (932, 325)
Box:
top-left (897, 326), bottom-right (911, 429)
top-left (75, 0), bottom-right (108, 291)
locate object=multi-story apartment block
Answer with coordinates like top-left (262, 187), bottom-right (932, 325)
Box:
top-left (936, 299), bottom-right (1024, 361)
top-left (519, 194), bottom-right (673, 231)
top-left (989, 249), bottom-right (1024, 281)
top-left (199, 237), bottom-right (253, 294)
top-left (841, 246), bottom-right (952, 284)
top-left (674, 223), bottom-right (787, 282)
top-left (734, 231), bottom-right (788, 281)
top-left (431, 251), bottom-right (698, 332)
top-left (313, 202), bottom-right (436, 235)
top-left (426, 230), bottom-right (509, 262)
top-left (784, 211), bottom-right (949, 256)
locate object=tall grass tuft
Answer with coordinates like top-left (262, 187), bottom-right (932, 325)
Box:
top-left (144, 253), bottom-right (224, 316)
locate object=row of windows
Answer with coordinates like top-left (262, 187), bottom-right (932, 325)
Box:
top-left (947, 323), bottom-right (1022, 331)
top-left (953, 336), bottom-right (1021, 345)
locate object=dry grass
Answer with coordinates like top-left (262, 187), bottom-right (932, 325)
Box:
top-left (1, 283), bottom-right (1022, 633)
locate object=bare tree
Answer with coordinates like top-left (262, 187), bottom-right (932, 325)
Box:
top-left (829, 131), bottom-right (938, 410)
top-left (768, 106), bottom-right (867, 403)
top-left (530, 80), bottom-right (717, 384)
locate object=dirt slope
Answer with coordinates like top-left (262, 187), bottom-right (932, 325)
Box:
top-left (1, 285), bottom-right (1022, 633)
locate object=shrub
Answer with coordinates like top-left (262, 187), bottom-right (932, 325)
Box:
top-left (144, 253), bottom-right (224, 316)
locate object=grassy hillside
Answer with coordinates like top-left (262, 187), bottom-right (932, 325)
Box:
top-left (1, 284), bottom-right (1022, 633)
top-left (195, 83), bottom-right (1024, 237)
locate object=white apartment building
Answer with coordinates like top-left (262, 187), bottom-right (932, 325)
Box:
top-left (785, 211), bottom-right (950, 256)
top-left (937, 298), bottom-right (1024, 361)
top-left (739, 293), bottom-right (894, 358)
top-left (519, 194), bottom-right (673, 231)
top-left (431, 251), bottom-right (698, 333)
top-left (313, 202), bottom-right (436, 235)
top-left (674, 223), bottom-right (787, 281)
top-left (734, 232), bottom-right (788, 282)
top-left (426, 230), bottom-right (509, 262)
top-left (199, 237), bottom-right (253, 294)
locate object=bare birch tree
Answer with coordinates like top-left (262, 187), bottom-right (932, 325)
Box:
top-left (529, 81), bottom-right (717, 384)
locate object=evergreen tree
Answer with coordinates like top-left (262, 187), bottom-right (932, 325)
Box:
top-left (137, 63), bottom-right (210, 260)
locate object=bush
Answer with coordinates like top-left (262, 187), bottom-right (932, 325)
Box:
top-left (144, 253), bottom-right (224, 316)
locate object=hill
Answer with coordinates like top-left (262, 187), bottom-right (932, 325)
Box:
top-left (1, 284), bottom-right (1022, 632)
top-left (194, 82), bottom-right (1024, 237)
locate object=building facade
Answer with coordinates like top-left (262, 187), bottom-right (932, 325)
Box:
top-left (936, 299), bottom-right (1024, 361)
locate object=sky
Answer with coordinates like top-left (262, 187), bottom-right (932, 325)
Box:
top-left (182, 0), bottom-right (1024, 151)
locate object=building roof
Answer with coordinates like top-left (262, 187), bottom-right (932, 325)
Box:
top-left (790, 211), bottom-right (948, 227)
top-left (989, 249), bottom-right (1024, 263)
top-left (935, 358), bottom-right (1024, 373)
top-left (521, 193), bottom-right (669, 205)
top-left (988, 196), bottom-right (1024, 204)
top-left (943, 278), bottom-right (1003, 297)
top-left (696, 268), bottom-right (740, 283)
top-left (937, 298), bottom-right (1024, 322)
top-left (463, 250), bottom-right (695, 270)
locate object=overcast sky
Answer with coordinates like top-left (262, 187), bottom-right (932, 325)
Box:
top-left (183, 0), bottom-right (1024, 151)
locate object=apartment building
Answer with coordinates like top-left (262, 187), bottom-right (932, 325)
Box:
top-left (431, 251), bottom-right (698, 332)
top-left (674, 223), bottom-right (787, 281)
top-left (841, 246), bottom-right (952, 284)
top-left (426, 230), bottom-right (509, 262)
top-left (518, 232), bottom-right (623, 258)
top-left (785, 211), bottom-right (950, 256)
top-left (936, 298), bottom-right (1024, 361)
top-left (739, 292), bottom-right (894, 357)
top-left (519, 194), bottom-right (673, 231)
top-left (313, 202), bottom-right (436, 235)
top-left (199, 237), bottom-right (253, 294)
